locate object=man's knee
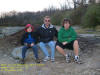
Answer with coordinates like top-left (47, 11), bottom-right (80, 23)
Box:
top-left (49, 41), bottom-right (55, 47)
top-left (39, 42), bottom-right (45, 47)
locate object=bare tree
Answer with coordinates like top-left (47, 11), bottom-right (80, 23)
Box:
top-left (72, 0), bottom-right (88, 9)
top-left (57, 0), bottom-right (72, 10)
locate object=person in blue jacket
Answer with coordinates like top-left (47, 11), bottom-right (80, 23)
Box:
top-left (21, 24), bottom-right (40, 64)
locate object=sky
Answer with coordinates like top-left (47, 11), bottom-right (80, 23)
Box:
top-left (0, 0), bottom-right (73, 14)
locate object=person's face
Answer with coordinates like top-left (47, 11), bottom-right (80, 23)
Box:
top-left (44, 18), bottom-right (51, 26)
top-left (27, 27), bottom-right (32, 32)
top-left (64, 22), bottom-right (70, 30)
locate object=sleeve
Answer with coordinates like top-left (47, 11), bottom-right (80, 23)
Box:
top-left (54, 27), bottom-right (58, 38)
top-left (35, 27), bottom-right (40, 37)
top-left (58, 28), bottom-right (65, 42)
top-left (32, 31), bottom-right (39, 44)
top-left (67, 28), bottom-right (77, 43)
top-left (20, 33), bottom-right (25, 45)
top-left (35, 27), bottom-right (40, 43)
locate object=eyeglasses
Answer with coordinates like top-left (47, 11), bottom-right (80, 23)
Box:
top-left (44, 20), bottom-right (50, 22)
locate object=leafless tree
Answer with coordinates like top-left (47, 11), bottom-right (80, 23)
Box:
top-left (72, 0), bottom-right (89, 9)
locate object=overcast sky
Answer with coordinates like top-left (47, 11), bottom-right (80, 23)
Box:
top-left (0, 0), bottom-right (73, 14)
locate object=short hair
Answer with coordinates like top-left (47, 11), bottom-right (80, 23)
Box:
top-left (44, 16), bottom-right (50, 20)
top-left (62, 18), bottom-right (71, 26)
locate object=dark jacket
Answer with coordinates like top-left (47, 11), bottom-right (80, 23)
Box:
top-left (36, 24), bottom-right (58, 43)
top-left (21, 32), bottom-right (38, 45)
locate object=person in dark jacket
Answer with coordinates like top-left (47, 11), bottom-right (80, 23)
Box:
top-left (21, 24), bottom-right (40, 64)
top-left (36, 16), bottom-right (57, 62)
top-left (56, 18), bottom-right (82, 64)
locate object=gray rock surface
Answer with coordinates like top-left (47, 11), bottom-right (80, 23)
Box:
top-left (11, 46), bottom-right (23, 59)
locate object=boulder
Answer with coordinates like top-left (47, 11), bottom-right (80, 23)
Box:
top-left (11, 46), bottom-right (33, 59)
top-left (11, 45), bottom-right (42, 59)
top-left (11, 45), bottom-right (80, 60)
top-left (11, 46), bottom-right (23, 59)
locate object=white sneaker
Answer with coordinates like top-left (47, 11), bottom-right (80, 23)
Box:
top-left (51, 58), bottom-right (55, 62)
top-left (66, 54), bottom-right (71, 63)
top-left (74, 56), bottom-right (83, 64)
top-left (43, 56), bottom-right (50, 61)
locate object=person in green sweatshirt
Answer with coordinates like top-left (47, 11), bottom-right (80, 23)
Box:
top-left (56, 18), bottom-right (82, 64)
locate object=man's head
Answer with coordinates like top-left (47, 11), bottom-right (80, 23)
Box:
top-left (44, 16), bottom-right (51, 26)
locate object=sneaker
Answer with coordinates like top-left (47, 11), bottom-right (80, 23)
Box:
top-left (51, 58), bottom-right (55, 62)
top-left (43, 56), bottom-right (50, 62)
top-left (74, 57), bottom-right (83, 64)
top-left (66, 54), bottom-right (71, 63)
top-left (35, 58), bottom-right (40, 63)
top-left (20, 59), bottom-right (25, 64)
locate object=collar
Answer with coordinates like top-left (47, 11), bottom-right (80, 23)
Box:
top-left (41, 24), bottom-right (54, 29)
top-left (62, 26), bottom-right (71, 31)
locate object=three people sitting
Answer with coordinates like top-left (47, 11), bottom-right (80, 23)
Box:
top-left (20, 16), bottom-right (82, 64)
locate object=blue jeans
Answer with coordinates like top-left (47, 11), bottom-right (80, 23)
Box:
top-left (39, 41), bottom-right (55, 58)
top-left (22, 45), bottom-right (38, 59)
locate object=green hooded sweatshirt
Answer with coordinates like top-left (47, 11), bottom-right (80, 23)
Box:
top-left (58, 26), bottom-right (77, 43)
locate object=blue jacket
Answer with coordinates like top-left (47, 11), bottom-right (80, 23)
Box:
top-left (21, 32), bottom-right (38, 45)
top-left (24, 33), bottom-right (35, 44)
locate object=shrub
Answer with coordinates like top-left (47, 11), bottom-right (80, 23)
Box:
top-left (69, 6), bottom-right (87, 25)
top-left (51, 11), bottom-right (65, 25)
top-left (82, 4), bottom-right (100, 28)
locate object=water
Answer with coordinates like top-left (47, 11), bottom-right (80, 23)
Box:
top-left (79, 34), bottom-right (96, 37)
top-left (0, 27), bottom-right (24, 38)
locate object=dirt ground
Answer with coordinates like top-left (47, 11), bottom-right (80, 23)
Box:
top-left (0, 34), bottom-right (100, 75)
